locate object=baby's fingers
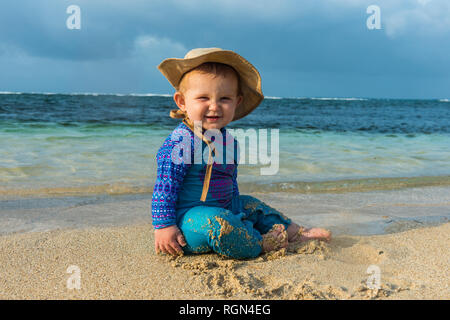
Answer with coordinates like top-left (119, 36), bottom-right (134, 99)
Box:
top-left (170, 241), bottom-right (184, 256)
top-left (155, 240), bottom-right (171, 255)
top-left (161, 243), bottom-right (174, 255)
top-left (176, 231), bottom-right (187, 247)
top-left (155, 242), bottom-right (166, 255)
top-left (163, 242), bottom-right (179, 256)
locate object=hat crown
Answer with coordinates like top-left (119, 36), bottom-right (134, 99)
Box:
top-left (184, 47), bottom-right (223, 59)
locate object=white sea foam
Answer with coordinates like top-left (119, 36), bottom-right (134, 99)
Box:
top-left (128, 93), bottom-right (172, 97)
top-left (439, 99), bottom-right (449, 102)
top-left (66, 92), bottom-right (173, 97)
top-left (266, 96), bottom-right (368, 101)
top-left (0, 91), bottom-right (174, 97)
top-left (264, 96), bottom-right (283, 99)
top-left (310, 97), bottom-right (368, 101)
top-left (0, 91), bottom-right (23, 94)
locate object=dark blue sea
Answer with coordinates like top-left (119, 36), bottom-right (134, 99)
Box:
top-left (0, 92), bottom-right (449, 196)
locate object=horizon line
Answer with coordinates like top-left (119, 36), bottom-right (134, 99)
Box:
top-left (0, 91), bottom-right (448, 101)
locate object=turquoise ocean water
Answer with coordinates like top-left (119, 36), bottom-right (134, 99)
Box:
top-left (0, 92), bottom-right (449, 197)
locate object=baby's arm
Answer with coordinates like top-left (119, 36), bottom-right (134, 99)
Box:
top-left (151, 132), bottom-right (192, 255)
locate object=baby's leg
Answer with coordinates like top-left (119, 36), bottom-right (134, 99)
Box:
top-left (237, 195), bottom-right (291, 252)
top-left (238, 195), bottom-right (331, 243)
top-left (238, 195), bottom-right (292, 234)
top-left (178, 206), bottom-right (263, 259)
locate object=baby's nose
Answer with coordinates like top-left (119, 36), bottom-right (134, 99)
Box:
top-left (209, 100), bottom-right (221, 110)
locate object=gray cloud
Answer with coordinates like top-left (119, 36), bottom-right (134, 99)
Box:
top-left (0, 0), bottom-right (449, 98)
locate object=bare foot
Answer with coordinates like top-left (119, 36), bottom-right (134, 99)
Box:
top-left (261, 224), bottom-right (289, 253)
top-left (287, 223), bottom-right (331, 243)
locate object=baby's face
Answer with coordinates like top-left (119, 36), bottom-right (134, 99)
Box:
top-left (174, 71), bottom-right (243, 131)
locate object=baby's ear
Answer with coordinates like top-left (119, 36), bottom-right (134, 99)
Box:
top-left (236, 94), bottom-right (244, 106)
top-left (173, 91), bottom-right (186, 111)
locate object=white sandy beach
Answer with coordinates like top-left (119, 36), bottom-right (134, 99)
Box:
top-left (0, 187), bottom-right (449, 299)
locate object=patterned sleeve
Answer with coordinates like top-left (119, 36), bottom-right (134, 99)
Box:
top-left (151, 126), bottom-right (193, 229)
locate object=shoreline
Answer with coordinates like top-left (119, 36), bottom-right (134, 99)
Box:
top-left (1, 175), bottom-right (450, 199)
top-left (1, 185), bottom-right (448, 237)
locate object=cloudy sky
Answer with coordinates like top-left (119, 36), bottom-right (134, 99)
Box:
top-left (0, 0), bottom-right (449, 99)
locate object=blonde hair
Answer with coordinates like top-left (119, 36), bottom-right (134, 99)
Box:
top-left (178, 62), bottom-right (242, 96)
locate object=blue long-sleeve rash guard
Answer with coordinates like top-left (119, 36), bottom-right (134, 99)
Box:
top-left (151, 121), bottom-right (240, 229)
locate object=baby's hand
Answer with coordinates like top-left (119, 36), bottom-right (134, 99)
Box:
top-left (154, 225), bottom-right (187, 256)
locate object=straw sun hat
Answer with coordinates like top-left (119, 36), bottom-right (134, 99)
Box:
top-left (157, 47), bottom-right (264, 122)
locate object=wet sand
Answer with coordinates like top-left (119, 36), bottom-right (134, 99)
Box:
top-left (0, 187), bottom-right (449, 299)
top-left (1, 186), bottom-right (449, 236)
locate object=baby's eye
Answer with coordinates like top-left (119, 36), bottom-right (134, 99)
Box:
top-left (197, 97), bottom-right (208, 100)
top-left (221, 97), bottom-right (231, 100)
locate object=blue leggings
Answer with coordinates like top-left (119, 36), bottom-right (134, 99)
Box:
top-left (177, 195), bottom-right (292, 259)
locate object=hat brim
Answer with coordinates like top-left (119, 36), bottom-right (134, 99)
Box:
top-left (157, 50), bottom-right (264, 121)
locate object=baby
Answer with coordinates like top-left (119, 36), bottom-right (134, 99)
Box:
top-left (152, 48), bottom-right (330, 259)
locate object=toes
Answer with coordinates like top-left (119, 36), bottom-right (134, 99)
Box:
top-left (318, 229), bottom-right (331, 240)
top-left (298, 228), bottom-right (332, 242)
